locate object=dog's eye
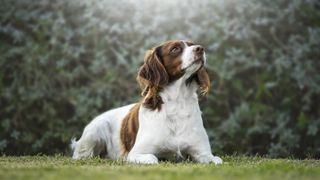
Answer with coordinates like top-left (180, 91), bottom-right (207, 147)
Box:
top-left (170, 47), bottom-right (180, 54)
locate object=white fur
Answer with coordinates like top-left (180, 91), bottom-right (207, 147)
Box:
top-left (72, 104), bottom-right (135, 159)
top-left (72, 43), bottom-right (222, 165)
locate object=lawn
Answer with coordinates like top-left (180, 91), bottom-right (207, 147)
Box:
top-left (0, 156), bottom-right (319, 180)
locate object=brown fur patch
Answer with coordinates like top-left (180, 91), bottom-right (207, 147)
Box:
top-left (196, 67), bottom-right (211, 95)
top-left (137, 48), bottom-right (169, 111)
top-left (186, 67), bottom-right (211, 96)
top-left (160, 41), bottom-right (185, 82)
top-left (120, 103), bottom-right (141, 155)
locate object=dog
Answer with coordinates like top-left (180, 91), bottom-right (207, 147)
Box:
top-left (71, 40), bottom-right (222, 165)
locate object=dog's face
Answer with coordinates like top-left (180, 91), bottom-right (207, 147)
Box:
top-left (137, 40), bottom-right (210, 110)
top-left (156, 40), bottom-right (206, 81)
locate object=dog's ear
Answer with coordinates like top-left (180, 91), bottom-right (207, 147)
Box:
top-left (186, 67), bottom-right (210, 96)
top-left (196, 67), bottom-right (210, 96)
top-left (137, 47), bottom-right (169, 110)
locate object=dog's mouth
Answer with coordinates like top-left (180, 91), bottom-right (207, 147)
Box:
top-left (182, 57), bottom-right (204, 71)
top-left (194, 56), bottom-right (204, 63)
top-left (191, 55), bottom-right (205, 66)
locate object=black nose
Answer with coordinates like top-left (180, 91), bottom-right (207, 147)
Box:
top-left (194, 45), bottom-right (204, 55)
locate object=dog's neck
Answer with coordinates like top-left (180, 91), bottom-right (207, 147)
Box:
top-left (160, 75), bottom-right (198, 103)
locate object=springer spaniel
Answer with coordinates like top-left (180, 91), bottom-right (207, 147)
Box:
top-left (71, 40), bottom-right (223, 165)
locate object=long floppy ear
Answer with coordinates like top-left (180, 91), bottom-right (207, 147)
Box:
top-left (137, 47), bottom-right (169, 110)
top-left (196, 67), bottom-right (211, 96)
top-left (186, 67), bottom-right (210, 96)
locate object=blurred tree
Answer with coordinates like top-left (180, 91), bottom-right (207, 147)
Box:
top-left (0, 0), bottom-right (319, 158)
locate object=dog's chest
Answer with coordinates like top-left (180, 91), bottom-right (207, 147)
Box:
top-left (161, 96), bottom-right (200, 150)
top-left (165, 98), bottom-right (195, 122)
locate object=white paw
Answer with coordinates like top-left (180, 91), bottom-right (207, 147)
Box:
top-left (196, 154), bottom-right (223, 165)
top-left (210, 156), bottom-right (223, 165)
top-left (127, 154), bottom-right (159, 164)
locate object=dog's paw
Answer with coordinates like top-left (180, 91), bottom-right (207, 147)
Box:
top-left (127, 154), bottom-right (159, 164)
top-left (195, 154), bottom-right (223, 165)
top-left (210, 156), bottom-right (223, 165)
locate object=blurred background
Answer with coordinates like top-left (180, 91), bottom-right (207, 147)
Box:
top-left (0, 0), bottom-right (319, 158)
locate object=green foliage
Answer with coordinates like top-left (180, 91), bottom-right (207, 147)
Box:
top-left (0, 0), bottom-right (319, 158)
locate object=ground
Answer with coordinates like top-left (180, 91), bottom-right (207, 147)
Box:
top-left (0, 156), bottom-right (319, 180)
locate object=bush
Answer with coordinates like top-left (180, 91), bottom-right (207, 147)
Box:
top-left (0, 0), bottom-right (319, 158)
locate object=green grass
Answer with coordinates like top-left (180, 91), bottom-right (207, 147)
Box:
top-left (0, 156), bottom-right (319, 180)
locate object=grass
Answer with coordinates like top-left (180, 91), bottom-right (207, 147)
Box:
top-left (0, 156), bottom-right (319, 180)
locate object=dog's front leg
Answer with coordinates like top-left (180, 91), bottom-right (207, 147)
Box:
top-left (187, 128), bottom-right (223, 165)
top-left (191, 152), bottom-right (223, 165)
top-left (126, 153), bottom-right (159, 164)
top-left (126, 140), bottom-right (159, 164)
top-left (126, 129), bottom-right (160, 164)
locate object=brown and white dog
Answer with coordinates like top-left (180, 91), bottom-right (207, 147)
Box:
top-left (71, 40), bottom-right (223, 164)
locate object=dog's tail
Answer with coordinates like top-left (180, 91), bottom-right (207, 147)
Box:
top-left (70, 137), bottom-right (80, 159)
top-left (70, 137), bottom-right (77, 152)
top-left (70, 128), bottom-right (107, 159)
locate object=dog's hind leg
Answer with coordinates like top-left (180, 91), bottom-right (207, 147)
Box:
top-left (71, 131), bottom-right (106, 159)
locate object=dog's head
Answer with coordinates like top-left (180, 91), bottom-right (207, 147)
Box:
top-left (137, 40), bottom-right (210, 110)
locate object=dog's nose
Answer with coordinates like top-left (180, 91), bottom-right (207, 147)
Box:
top-left (193, 45), bottom-right (204, 55)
